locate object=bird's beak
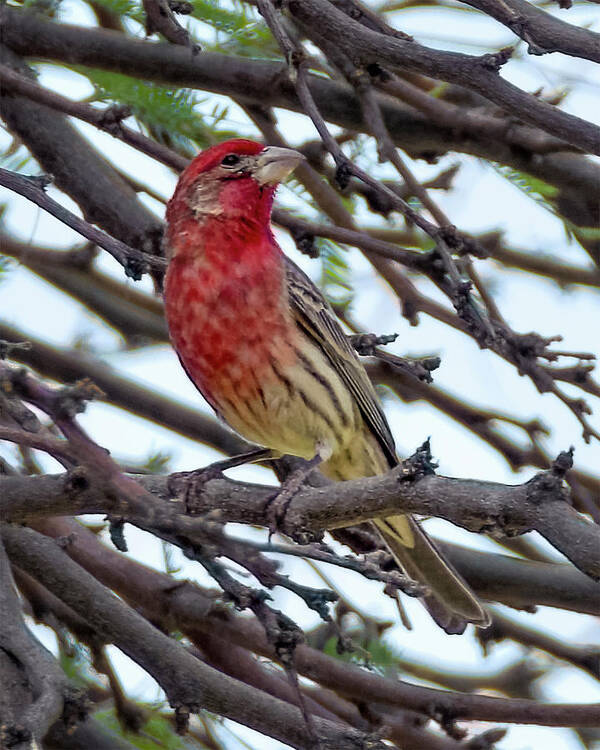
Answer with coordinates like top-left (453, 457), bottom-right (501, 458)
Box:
top-left (253, 146), bottom-right (305, 186)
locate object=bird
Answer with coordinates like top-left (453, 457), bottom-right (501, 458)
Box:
top-left (163, 138), bottom-right (490, 634)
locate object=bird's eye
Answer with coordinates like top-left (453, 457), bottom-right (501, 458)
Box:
top-left (221, 154), bottom-right (241, 167)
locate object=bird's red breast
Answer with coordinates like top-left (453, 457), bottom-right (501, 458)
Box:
top-left (164, 216), bottom-right (299, 414)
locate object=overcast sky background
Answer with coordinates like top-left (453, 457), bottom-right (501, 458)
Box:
top-left (1, 0), bottom-right (599, 747)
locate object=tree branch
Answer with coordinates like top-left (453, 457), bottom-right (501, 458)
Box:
top-left (286, 0), bottom-right (600, 154)
top-left (481, 607), bottom-right (600, 681)
top-left (1, 524), bottom-right (388, 750)
top-left (2, 6), bottom-right (599, 230)
top-left (0, 43), bottom-right (164, 263)
top-left (0, 168), bottom-right (165, 281)
top-left (1, 439), bottom-right (598, 583)
top-left (0, 537), bottom-right (67, 747)
top-left (0, 63), bottom-right (188, 172)
top-left (141, 0), bottom-right (198, 51)
top-left (4, 316), bottom-right (596, 510)
top-left (456, 0), bottom-right (600, 62)
top-left (30, 517), bottom-right (600, 727)
top-left (0, 470), bottom-right (594, 613)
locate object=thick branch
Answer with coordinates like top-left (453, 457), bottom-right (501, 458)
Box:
top-left (2, 6), bottom-right (599, 229)
top-left (0, 538), bottom-right (67, 746)
top-left (31, 517), bottom-right (600, 727)
top-left (0, 43), bottom-right (164, 261)
top-left (1, 524), bottom-right (387, 750)
top-left (1, 447), bottom-right (598, 585)
top-left (287, 0), bottom-right (600, 154)
top-left (457, 0), bottom-right (600, 62)
top-left (4, 316), bottom-right (597, 509)
top-left (0, 470), bottom-right (593, 613)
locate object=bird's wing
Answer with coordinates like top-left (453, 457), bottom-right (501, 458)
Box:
top-left (284, 256), bottom-right (397, 468)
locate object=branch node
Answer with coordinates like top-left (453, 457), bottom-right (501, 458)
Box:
top-left (349, 332), bottom-right (398, 356)
top-left (98, 104), bottom-right (133, 136)
top-left (263, 607), bottom-right (304, 666)
top-left (64, 466), bottom-right (91, 494)
top-left (479, 46), bottom-right (514, 72)
top-left (55, 379), bottom-right (103, 419)
top-left (107, 516), bottom-right (128, 552)
top-left (335, 159), bottom-right (353, 190)
top-left (1, 724), bottom-right (30, 749)
top-left (439, 224), bottom-right (490, 259)
top-left (398, 438), bottom-right (437, 481)
top-left (26, 172), bottom-right (54, 191)
top-left (174, 703), bottom-right (191, 735)
top-left (290, 227), bottom-right (319, 258)
top-left (125, 256), bottom-right (149, 281)
top-left (62, 685), bottom-right (91, 731)
top-left (365, 62), bottom-right (391, 82)
top-left (169, 0), bottom-right (193, 13)
top-left (55, 532), bottom-right (77, 549)
top-left (551, 446), bottom-right (574, 479)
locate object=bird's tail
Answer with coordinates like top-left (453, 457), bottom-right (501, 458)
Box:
top-left (372, 515), bottom-right (490, 634)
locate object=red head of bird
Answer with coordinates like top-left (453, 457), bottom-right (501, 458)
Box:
top-left (165, 139), bottom-right (304, 258)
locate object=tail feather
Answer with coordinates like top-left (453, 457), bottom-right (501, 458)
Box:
top-left (372, 515), bottom-right (490, 634)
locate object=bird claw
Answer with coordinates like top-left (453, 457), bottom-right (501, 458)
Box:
top-left (264, 474), bottom-right (323, 544)
top-left (265, 450), bottom-right (329, 540)
top-left (169, 448), bottom-right (276, 515)
top-left (168, 464), bottom-right (225, 514)
top-left (265, 484), bottom-right (298, 540)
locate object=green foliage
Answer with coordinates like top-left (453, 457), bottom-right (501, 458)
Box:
top-left (492, 163), bottom-right (600, 255)
top-left (191, 0), bottom-right (279, 58)
top-left (318, 238), bottom-right (354, 309)
top-left (282, 176), bottom-right (318, 209)
top-left (323, 635), bottom-right (398, 672)
top-left (59, 639), bottom-right (102, 688)
top-left (277, 177), bottom-right (356, 309)
top-left (191, 0), bottom-right (255, 34)
top-left (56, 634), bottom-right (195, 747)
top-left (428, 82), bottom-right (450, 98)
top-left (85, 0), bottom-right (278, 58)
top-left (565, 221), bottom-right (600, 244)
top-left (1, 144), bottom-right (34, 173)
top-left (491, 163), bottom-right (558, 214)
top-left (82, 69), bottom-right (236, 152)
top-left (83, 0), bottom-right (144, 23)
top-left (143, 450), bottom-right (171, 474)
top-left (95, 707), bottom-right (190, 749)
top-left (406, 194), bottom-right (424, 212)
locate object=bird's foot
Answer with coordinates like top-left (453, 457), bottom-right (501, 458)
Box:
top-left (265, 471), bottom-right (309, 540)
top-left (169, 447), bottom-right (275, 514)
top-left (168, 464), bottom-right (225, 514)
top-left (265, 448), bottom-right (329, 542)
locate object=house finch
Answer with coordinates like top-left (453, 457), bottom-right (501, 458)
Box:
top-left (164, 138), bottom-right (489, 633)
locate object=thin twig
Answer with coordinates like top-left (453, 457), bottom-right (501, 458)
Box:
top-left (0, 168), bottom-right (166, 280)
